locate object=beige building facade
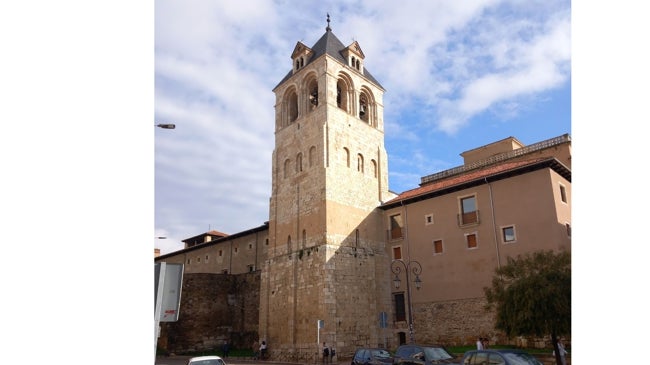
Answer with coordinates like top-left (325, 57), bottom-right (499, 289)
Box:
top-left (155, 25), bottom-right (571, 360)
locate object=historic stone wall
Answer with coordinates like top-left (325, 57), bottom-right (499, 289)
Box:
top-left (158, 272), bottom-right (260, 354)
top-left (410, 297), bottom-right (569, 350)
top-left (411, 297), bottom-right (498, 346)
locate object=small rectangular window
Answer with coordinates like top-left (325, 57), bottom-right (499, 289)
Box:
top-left (390, 214), bottom-right (403, 239)
top-left (219, 250), bottom-right (223, 257)
top-left (559, 184), bottom-right (567, 203)
top-left (247, 264), bottom-right (255, 272)
top-left (393, 246), bottom-right (402, 260)
top-left (433, 239), bottom-right (443, 254)
top-left (466, 233), bottom-right (478, 249)
top-left (566, 223), bottom-right (571, 238)
top-left (205, 255), bottom-right (209, 262)
top-left (394, 293), bottom-right (406, 322)
top-left (425, 214), bottom-right (434, 225)
top-left (234, 247), bottom-right (238, 253)
top-left (502, 226), bottom-right (516, 243)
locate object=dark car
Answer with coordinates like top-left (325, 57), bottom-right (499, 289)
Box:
top-left (352, 348), bottom-right (394, 365)
top-left (393, 344), bottom-right (459, 365)
top-left (460, 349), bottom-right (543, 365)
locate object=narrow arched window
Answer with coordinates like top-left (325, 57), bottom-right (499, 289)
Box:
top-left (371, 159), bottom-right (378, 178)
top-left (336, 79), bottom-right (349, 112)
top-left (288, 91), bottom-right (298, 123)
top-left (284, 159), bottom-right (291, 178)
top-left (357, 153), bottom-right (364, 173)
top-left (302, 229), bottom-right (307, 248)
top-left (308, 79), bottom-right (319, 110)
top-left (343, 148), bottom-right (350, 168)
top-left (296, 153), bottom-right (303, 172)
top-left (359, 93), bottom-right (368, 121)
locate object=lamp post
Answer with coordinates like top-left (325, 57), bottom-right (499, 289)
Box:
top-left (391, 259), bottom-right (422, 343)
top-left (156, 123), bottom-right (176, 129)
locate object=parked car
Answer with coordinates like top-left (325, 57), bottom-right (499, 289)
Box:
top-left (393, 344), bottom-right (459, 365)
top-left (186, 355), bottom-right (226, 365)
top-left (460, 349), bottom-right (543, 365)
top-left (352, 348), bottom-right (394, 365)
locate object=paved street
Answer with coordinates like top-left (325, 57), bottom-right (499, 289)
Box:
top-left (155, 357), bottom-right (347, 365)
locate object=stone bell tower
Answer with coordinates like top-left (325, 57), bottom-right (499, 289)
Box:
top-left (259, 17), bottom-right (395, 362)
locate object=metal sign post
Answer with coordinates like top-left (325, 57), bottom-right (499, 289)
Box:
top-left (379, 312), bottom-right (388, 348)
top-left (317, 320), bottom-right (324, 364)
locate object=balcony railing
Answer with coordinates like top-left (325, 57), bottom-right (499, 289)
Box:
top-left (458, 210), bottom-right (480, 226)
top-left (421, 134), bottom-right (571, 185)
top-left (390, 227), bottom-right (403, 240)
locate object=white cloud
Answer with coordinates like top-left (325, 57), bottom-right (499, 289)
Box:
top-left (155, 0), bottom-right (571, 254)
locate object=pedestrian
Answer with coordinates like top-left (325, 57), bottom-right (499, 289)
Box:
top-left (476, 337), bottom-right (483, 350)
top-left (330, 347), bottom-right (336, 363)
top-left (482, 337), bottom-right (489, 349)
top-left (221, 340), bottom-right (230, 358)
top-left (322, 342), bottom-right (330, 364)
top-left (260, 340), bottom-right (267, 360)
top-left (553, 339), bottom-right (568, 365)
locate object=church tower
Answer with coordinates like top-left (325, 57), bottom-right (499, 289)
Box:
top-left (259, 17), bottom-right (396, 361)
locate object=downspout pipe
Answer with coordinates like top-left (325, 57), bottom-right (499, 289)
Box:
top-left (485, 177), bottom-right (501, 269)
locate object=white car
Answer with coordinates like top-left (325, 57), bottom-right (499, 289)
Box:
top-left (186, 355), bottom-right (226, 365)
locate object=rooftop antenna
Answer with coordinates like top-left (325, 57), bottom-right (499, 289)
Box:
top-left (326, 13), bottom-right (331, 31)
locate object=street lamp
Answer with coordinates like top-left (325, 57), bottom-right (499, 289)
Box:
top-left (156, 123), bottom-right (176, 129)
top-left (391, 259), bottom-right (423, 343)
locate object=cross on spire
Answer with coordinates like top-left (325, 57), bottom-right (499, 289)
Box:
top-left (326, 13), bottom-right (331, 31)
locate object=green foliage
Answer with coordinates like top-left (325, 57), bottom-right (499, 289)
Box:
top-left (484, 250), bottom-right (571, 339)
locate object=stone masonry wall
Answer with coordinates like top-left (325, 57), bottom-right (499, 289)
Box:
top-left (158, 272), bottom-right (260, 354)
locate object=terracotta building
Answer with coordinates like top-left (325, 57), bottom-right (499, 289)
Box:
top-left (155, 23), bottom-right (571, 361)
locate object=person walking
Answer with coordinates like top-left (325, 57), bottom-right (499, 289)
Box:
top-left (322, 342), bottom-right (330, 364)
top-left (260, 340), bottom-right (268, 360)
top-left (221, 340), bottom-right (230, 358)
top-left (476, 337), bottom-right (483, 350)
top-left (553, 339), bottom-right (568, 365)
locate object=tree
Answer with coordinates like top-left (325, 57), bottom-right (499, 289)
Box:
top-left (484, 250), bottom-right (570, 365)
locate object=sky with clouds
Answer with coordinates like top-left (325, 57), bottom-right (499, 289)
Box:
top-left (154, 0), bottom-right (571, 254)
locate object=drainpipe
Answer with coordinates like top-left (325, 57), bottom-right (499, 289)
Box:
top-left (485, 177), bottom-right (501, 269)
top-left (401, 200), bottom-right (410, 260)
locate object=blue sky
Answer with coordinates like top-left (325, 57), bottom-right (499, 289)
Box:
top-left (154, 0), bottom-right (571, 254)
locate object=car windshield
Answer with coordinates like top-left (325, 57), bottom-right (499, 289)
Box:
top-left (371, 349), bottom-right (392, 359)
top-left (502, 352), bottom-right (543, 365)
top-left (190, 360), bottom-right (225, 365)
top-left (423, 347), bottom-right (453, 361)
